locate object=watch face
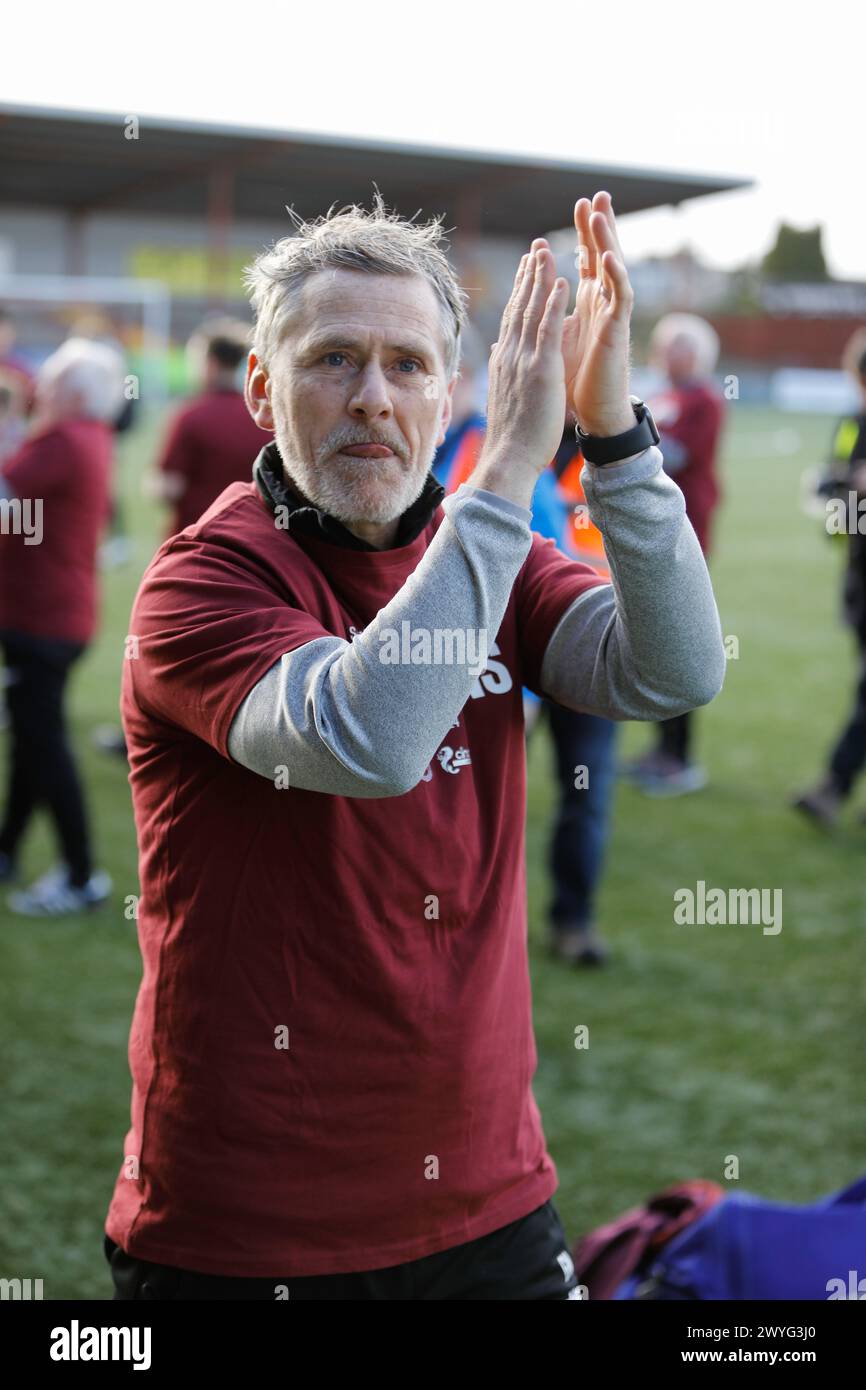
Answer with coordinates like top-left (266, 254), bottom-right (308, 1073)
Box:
top-left (641, 405), bottom-right (661, 442)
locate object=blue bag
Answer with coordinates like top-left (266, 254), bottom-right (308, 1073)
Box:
top-left (614, 1173), bottom-right (866, 1300)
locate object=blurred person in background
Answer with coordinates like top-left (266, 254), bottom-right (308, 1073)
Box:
top-left (0, 338), bottom-right (124, 914)
top-left (535, 408), bottom-right (616, 967)
top-left (794, 328), bottom-right (866, 826)
top-left (0, 306), bottom-right (37, 416)
top-left (69, 311), bottom-right (138, 570)
top-left (69, 311), bottom-right (136, 435)
top-left (146, 317), bottom-right (270, 536)
top-left (431, 321), bottom-right (487, 488)
top-left (439, 402), bottom-right (615, 967)
top-left (96, 319), bottom-right (272, 761)
top-left (622, 313), bottom-right (725, 796)
top-left (0, 372), bottom-right (29, 739)
top-left (0, 370), bottom-right (29, 464)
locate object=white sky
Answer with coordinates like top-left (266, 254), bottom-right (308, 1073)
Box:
top-left (4, 0), bottom-right (861, 276)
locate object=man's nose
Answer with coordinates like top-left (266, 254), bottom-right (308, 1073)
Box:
top-left (348, 363), bottom-right (392, 418)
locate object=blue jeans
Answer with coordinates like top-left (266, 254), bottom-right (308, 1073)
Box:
top-left (540, 701), bottom-right (618, 931)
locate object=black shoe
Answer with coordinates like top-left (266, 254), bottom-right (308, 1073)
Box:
top-left (0, 851), bottom-right (17, 884)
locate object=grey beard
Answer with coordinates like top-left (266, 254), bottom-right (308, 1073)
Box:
top-left (274, 426), bottom-right (436, 527)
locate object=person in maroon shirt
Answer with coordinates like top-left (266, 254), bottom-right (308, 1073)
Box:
top-left (0, 338), bottom-right (123, 914)
top-left (624, 313), bottom-right (726, 796)
top-left (148, 320), bottom-right (271, 535)
top-left (103, 196), bottom-right (724, 1299)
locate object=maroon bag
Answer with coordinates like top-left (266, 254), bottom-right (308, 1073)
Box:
top-left (572, 1180), bottom-right (725, 1300)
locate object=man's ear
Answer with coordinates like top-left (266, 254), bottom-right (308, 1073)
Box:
top-left (245, 351), bottom-right (274, 431)
top-left (435, 376), bottom-right (456, 447)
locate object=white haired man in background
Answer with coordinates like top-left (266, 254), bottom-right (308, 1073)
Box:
top-left (0, 338), bottom-right (124, 914)
top-left (623, 312), bottom-right (726, 796)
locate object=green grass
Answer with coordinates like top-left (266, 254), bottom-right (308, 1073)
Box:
top-left (1, 405), bottom-right (864, 1298)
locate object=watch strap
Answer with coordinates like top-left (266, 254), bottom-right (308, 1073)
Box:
top-left (576, 399), bottom-right (660, 466)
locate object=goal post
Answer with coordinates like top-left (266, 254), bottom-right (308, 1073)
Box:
top-left (0, 273), bottom-right (173, 406)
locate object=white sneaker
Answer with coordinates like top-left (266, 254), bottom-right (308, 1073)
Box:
top-left (636, 761), bottom-right (708, 798)
top-left (98, 536), bottom-right (136, 570)
top-left (8, 867), bottom-right (112, 917)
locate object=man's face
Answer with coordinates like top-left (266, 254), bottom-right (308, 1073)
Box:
top-left (246, 269), bottom-right (454, 526)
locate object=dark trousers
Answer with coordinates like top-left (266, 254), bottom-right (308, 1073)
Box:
top-left (657, 711), bottom-right (692, 764)
top-left (0, 630), bottom-right (91, 886)
top-left (541, 701), bottom-right (617, 930)
top-left (828, 645), bottom-right (866, 796)
top-left (104, 1200), bottom-right (579, 1301)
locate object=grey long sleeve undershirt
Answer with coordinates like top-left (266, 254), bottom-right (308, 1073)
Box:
top-left (227, 444), bottom-right (726, 798)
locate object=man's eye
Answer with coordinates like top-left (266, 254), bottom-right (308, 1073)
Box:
top-left (323, 352), bottom-right (346, 366)
top-left (397, 358), bottom-right (421, 373)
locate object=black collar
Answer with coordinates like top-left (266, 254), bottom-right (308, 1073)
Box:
top-left (252, 441), bottom-right (446, 552)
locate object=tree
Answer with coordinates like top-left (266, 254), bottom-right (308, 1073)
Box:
top-left (761, 224), bottom-right (829, 281)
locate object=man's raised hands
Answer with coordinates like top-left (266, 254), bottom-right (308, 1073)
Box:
top-left (481, 238), bottom-right (570, 485)
top-left (472, 195), bottom-right (637, 509)
top-left (563, 192), bottom-right (635, 438)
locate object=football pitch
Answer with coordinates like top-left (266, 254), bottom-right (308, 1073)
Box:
top-left (1, 404), bottom-right (863, 1298)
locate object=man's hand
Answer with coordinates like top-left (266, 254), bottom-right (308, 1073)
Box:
top-left (473, 240), bottom-right (569, 507)
top-left (562, 192), bottom-right (635, 438)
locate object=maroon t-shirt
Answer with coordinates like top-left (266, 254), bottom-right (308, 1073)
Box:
top-left (649, 382), bottom-right (725, 554)
top-left (104, 480), bottom-right (608, 1277)
top-left (157, 389), bottom-right (270, 534)
top-left (0, 417), bottom-right (113, 643)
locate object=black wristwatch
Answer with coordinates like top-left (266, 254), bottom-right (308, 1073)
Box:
top-left (575, 395), bottom-right (660, 465)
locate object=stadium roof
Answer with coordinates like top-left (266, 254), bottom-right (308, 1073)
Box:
top-left (0, 103), bottom-right (751, 236)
